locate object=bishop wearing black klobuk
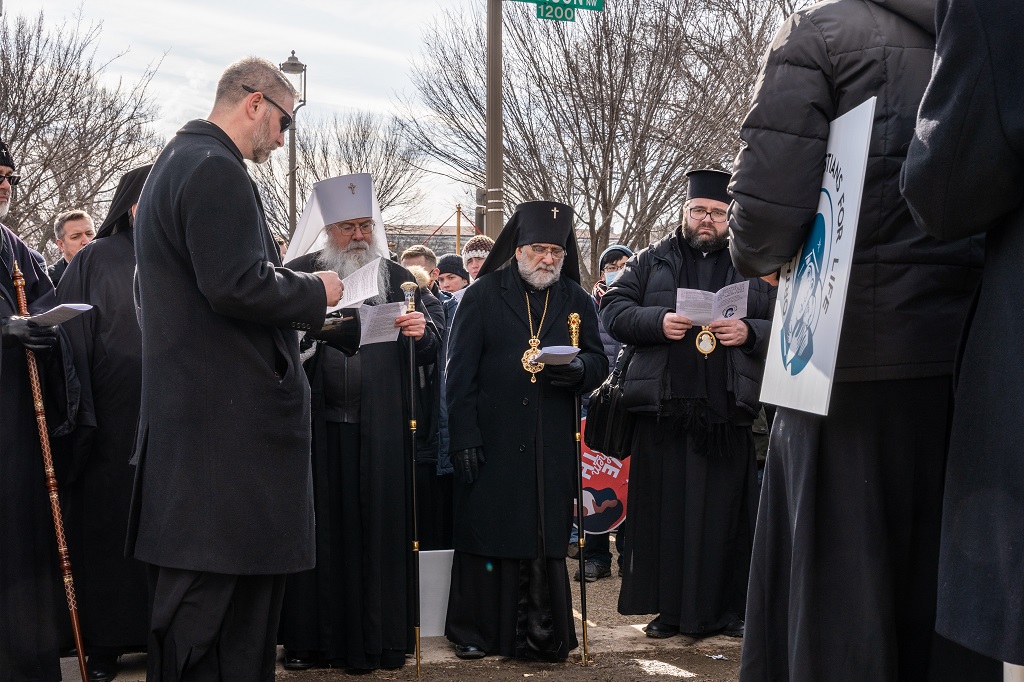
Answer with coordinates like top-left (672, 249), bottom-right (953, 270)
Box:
top-left (0, 136), bottom-right (80, 681)
top-left (444, 201), bottom-right (607, 661)
top-left (279, 173), bottom-right (441, 671)
top-left (600, 169), bottom-right (774, 638)
top-left (56, 164), bottom-right (152, 678)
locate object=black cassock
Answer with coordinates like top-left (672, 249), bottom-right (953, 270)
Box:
top-left (0, 225), bottom-right (78, 681)
top-left (279, 254), bottom-right (439, 670)
top-left (444, 263), bottom-right (606, 661)
top-left (56, 230), bottom-right (148, 652)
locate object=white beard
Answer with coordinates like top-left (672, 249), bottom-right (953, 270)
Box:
top-left (517, 252), bottom-right (563, 289)
top-left (0, 198), bottom-right (9, 220)
top-left (320, 239), bottom-right (391, 303)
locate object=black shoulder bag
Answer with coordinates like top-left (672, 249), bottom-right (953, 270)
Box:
top-left (583, 344), bottom-right (636, 458)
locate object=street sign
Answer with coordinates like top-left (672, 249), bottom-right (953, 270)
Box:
top-left (537, 0), bottom-right (604, 9)
top-left (507, 0), bottom-right (605, 10)
top-left (536, 3), bottom-right (576, 21)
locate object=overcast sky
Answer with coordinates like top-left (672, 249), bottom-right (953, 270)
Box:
top-left (14, 0), bottom-right (478, 224)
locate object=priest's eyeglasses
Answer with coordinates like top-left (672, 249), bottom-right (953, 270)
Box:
top-left (528, 244), bottom-right (565, 259)
top-left (331, 220), bottom-right (375, 235)
top-left (688, 206), bottom-right (728, 223)
top-left (241, 85), bottom-right (292, 133)
top-left (0, 173), bottom-right (20, 186)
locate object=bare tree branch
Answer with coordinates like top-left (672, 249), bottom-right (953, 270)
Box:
top-left (0, 10), bottom-right (161, 259)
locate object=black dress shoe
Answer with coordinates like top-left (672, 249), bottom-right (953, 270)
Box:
top-left (87, 653), bottom-right (119, 682)
top-left (282, 650), bottom-right (317, 670)
top-left (454, 644), bottom-right (486, 660)
top-left (644, 616), bottom-right (679, 639)
top-left (723, 619), bottom-right (745, 638)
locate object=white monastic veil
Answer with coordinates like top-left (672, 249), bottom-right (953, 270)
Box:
top-left (283, 173), bottom-right (389, 263)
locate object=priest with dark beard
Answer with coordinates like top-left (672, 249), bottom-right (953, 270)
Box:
top-left (444, 201), bottom-right (607, 662)
top-left (600, 169), bottom-right (774, 640)
top-left (280, 173), bottom-right (440, 671)
top-left (56, 164), bottom-right (152, 682)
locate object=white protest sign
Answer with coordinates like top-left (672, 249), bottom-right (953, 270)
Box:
top-left (760, 97), bottom-right (876, 415)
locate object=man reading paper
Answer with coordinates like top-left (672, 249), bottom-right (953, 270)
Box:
top-left (601, 169), bottom-right (774, 640)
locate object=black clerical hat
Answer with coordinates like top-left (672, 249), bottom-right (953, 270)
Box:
top-left (0, 137), bottom-right (15, 171)
top-left (686, 169), bottom-right (731, 204)
top-left (477, 201), bottom-right (582, 285)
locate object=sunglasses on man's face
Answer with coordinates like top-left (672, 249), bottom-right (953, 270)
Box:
top-left (241, 85), bottom-right (292, 133)
top-left (0, 174), bottom-right (21, 186)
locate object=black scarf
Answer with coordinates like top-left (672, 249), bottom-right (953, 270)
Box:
top-left (665, 234), bottom-right (739, 457)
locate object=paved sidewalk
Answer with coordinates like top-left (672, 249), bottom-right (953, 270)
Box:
top-left (61, 625), bottom-right (742, 680)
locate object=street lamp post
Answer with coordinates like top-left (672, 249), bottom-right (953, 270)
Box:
top-left (280, 50), bottom-right (307, 239)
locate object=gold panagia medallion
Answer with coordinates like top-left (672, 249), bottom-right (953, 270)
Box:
top-left (522, 337), bottom-right (545, 382)
top-left (696, 326), bottom-right (717, 358)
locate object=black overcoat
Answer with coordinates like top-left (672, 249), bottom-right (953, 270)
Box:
top-left (446, 262), bottom-right (607, 559)
top-left (57, 231), bottom-right (148, 648)
top-left (901, 0), bottom-right (1024, 664)
top-left (127, 120), bottom-right (326, 575)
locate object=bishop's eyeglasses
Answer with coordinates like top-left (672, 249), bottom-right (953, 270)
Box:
top-left (330, 220), bottom-right (375, 235)
top-left (0, 173), bottom-right (21, 186)
top-left (241, 85), bottom-right (292, 133)
top-left (688, 206), bottom-right (728, 223)
top-left (528, 244), bottom-right (565, 259)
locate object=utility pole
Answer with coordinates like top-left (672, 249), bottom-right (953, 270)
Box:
top-left (485, 0), bottom-right (504, 239)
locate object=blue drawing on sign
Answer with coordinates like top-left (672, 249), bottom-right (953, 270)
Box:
top-left (723, 306), bottom-right (737, 318)
top-left (780, 189), bottom-right (832, 375)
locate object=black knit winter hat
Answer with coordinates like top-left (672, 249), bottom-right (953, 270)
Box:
top-left (437, 253), bottom-right (470, 282)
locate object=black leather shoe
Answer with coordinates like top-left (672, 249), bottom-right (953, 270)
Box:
top-left (644, 616), bottom-right (679, 639)
top-left (87, 653), bottom-right (119, 682)
top-left (283, 650), bottom-right (317, 670)
top-left (455, 644), bottom-right (486, 660)
top-left (723, 619), bottom-right (745, 638)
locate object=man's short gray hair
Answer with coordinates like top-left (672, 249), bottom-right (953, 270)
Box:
top-left (53, 210), bottom-right (94, 241)
top-left (214, 57), bottom-right (299, 109)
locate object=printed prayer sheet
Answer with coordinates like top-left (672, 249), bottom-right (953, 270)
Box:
top-left (532, 346), bottom-right (580, 365)
top-left (327, 257), bottom-right (382, 313)
top-left (675, 281), bottom-right (749, 325)
top-left (26, 303), bottom-right (93, 326)
top-left (357, 301), bottom-right (405, 345)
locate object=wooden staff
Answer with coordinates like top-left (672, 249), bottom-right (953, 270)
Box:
top-left (568, 312), bottom-right (590, 664)
top-left (12, 261), bottom-right (88, 682)
top-left (400, 280), bottom-right (423, 677)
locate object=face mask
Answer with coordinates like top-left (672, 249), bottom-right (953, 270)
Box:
top-left (604, 269), bottom-right (621, 286)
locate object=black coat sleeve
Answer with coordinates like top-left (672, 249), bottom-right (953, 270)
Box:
top-left (182, 156), bottom-right (326, 328)
top-left (901, 0), bottom-right (1024, 240)
top-left (445, 283), bottom-right (484, 452)
top-left (728, 11), bottom-right (836, 277)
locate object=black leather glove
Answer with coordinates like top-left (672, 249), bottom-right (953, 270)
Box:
top-left (546, 357), bottom-right (585, 388)
top-left (1, 316), bottom-right (58, 352)
top-left (454, 447), bottom-right (485, 484)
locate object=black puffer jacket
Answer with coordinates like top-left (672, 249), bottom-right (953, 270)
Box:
top-left (729, 0), bottom-right (983, 383)
top-left (600, 231), bottom-right (775, 421)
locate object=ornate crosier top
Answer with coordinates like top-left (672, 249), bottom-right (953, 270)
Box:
top-left (521, 289), bottom-right (551, 383)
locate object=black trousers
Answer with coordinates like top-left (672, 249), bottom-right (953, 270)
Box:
top-left (146, 565), bottom-right (285, 682)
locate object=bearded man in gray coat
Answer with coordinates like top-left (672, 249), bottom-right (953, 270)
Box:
top-left (130, 58), bottom-right (343, 681)
top-left (728, 0), bottom-right (999, 679)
